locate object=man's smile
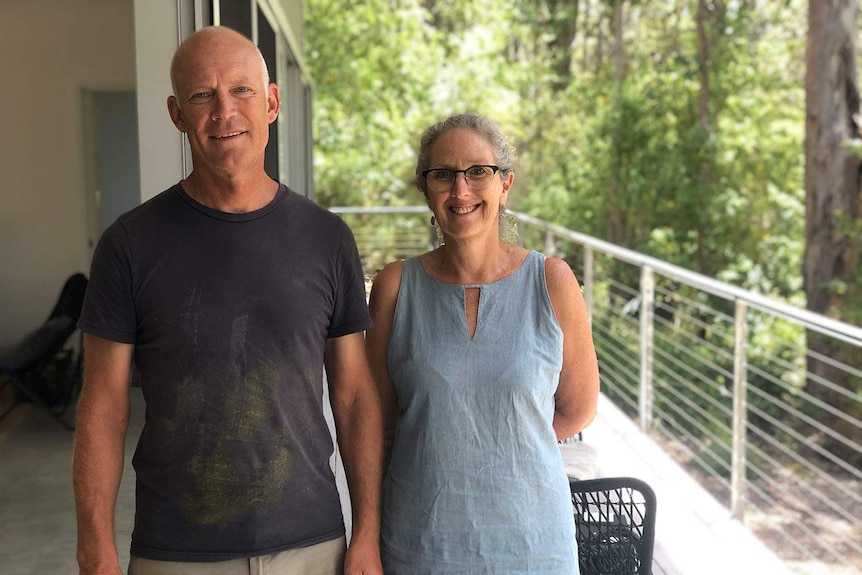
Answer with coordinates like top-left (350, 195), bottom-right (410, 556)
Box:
top-left (211, 131), bottom-right (246, 139)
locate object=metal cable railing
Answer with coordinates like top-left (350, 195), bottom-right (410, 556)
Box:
top-left (330, 205), bottom-right (862, 574)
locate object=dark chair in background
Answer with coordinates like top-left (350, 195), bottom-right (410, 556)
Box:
top-left (0, 273), bottom-right (88, 430)
top-left (570, 476), bottom-right (658, 575)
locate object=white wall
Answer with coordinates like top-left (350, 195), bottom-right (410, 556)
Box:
top-left (274, 0), bottom-right (305, 69)
top-left (134, 0), bottom-right (188, 201)
top-left (0, 0), bottom-right (135, 346)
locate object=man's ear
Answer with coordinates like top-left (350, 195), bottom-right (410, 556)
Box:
top-left (267, 84), bottom-right (280, 124)
top-left (167, 95), bottom-right (186, 132)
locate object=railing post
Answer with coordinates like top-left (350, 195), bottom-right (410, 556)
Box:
top-left (544, 229), bottom-right (556, 257)
top-left (583, 246), bottom-right (594, 324)
top-left (639, 266), bottom-right (655, 433)
top-left (731, 299), bottom-right (749, 520)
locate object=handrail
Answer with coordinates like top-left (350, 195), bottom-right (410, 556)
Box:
top-left (330, 205), bottom-right (431, 214)
top-left (330, 203), bottom-right (862, 573)
top-left (331, 204), bottom-right (862, 346)
top-left (510, 210), bottom-right (862, 346)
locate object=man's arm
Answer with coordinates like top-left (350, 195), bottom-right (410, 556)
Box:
top-left (325, 332), bottom-right (384, 575)
top-left (73, 334), bottom-right (134, 575)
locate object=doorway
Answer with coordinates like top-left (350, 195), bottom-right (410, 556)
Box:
top-left (83, 89), bottom-right (141, 253)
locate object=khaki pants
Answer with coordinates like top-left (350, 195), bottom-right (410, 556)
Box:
top-left (128, 536), bottom-right (346, 575)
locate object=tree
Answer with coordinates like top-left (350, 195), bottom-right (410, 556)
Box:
top-left (803, 0), bottom-right (862, 464)
top-left (804, 0), bottom-right (862, 320)
top-left (306, 0), bottom-right (813, 305)
top-left (306, 0), bottom-right (445, 208)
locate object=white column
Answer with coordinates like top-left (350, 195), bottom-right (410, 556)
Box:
top-left (133, 0), bottom-right (191, 201)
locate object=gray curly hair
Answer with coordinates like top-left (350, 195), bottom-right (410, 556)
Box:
top-left (415, 113), bottom-right (516, 195)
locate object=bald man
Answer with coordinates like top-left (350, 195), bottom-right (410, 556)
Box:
top-left (73, 26), bottom-right (383, 575)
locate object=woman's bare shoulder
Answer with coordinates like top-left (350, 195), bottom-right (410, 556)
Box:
top-left (543, 255), bottom-right (579, 292)
top-left (369, 259), bottom-right (405, 303)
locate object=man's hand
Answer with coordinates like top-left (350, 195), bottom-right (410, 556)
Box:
top-left (344, 532), bottom-right (384, 575)
top-left (76, 555), bottom-right (124, 575)
top-left (325, 333), bottom-right (385, 575)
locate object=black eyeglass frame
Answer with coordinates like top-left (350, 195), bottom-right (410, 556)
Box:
top-left (421, 165), bottom-right (501, 192)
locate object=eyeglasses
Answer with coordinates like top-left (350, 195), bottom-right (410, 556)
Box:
top-left (421, 165), bottom-right (500, 193)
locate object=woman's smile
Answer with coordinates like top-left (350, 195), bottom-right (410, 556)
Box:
top-left (449, 203), bottom-right (481, 215)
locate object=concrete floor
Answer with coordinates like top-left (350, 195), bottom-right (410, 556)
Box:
top-left (583, 395), bottom-right (793, 575)
top-left (0, 392), bottom-right (139, 574)
top-left (0, 389), bottom-right (793, 575)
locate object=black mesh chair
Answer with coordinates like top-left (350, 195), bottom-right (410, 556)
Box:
top-left (570, 476), bottom-right (657, 575)
top-left (0, 273), bottom-right (88, 429)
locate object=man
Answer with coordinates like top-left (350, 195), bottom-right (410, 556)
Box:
top-left (73, 26), bottom-right (383, 575)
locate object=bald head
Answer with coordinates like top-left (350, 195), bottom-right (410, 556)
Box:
top-left (170, 26), bottom-right (270, 99)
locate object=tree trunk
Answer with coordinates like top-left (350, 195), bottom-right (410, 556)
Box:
top-left (580, 0), bottom-right (591, 72)
top-left (547, 0), bottom-right (579, 92)
top-left (606, 0), bottom-right (627, 246)
top-left (803, 0), bottom-right (862, 466)
top-left (695, 0), bottom-right (712, 135)
top-left (611, 0), bottom-right (625, 85)
top-left (694, 0), bottom-right (712, 273)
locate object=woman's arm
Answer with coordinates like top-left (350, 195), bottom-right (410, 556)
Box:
top-left (365, 260), bottom-right (404, 459)
top-left (545, 257), bottom-right (601, 440)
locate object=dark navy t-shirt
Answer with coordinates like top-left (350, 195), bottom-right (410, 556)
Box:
top-left (79, 183), bottom-right (371, 561)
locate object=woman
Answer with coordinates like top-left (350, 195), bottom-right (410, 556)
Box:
top-left (366, 113), bottom-right (600, 574)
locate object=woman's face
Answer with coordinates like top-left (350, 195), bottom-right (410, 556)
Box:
top-left (424, 128), bottom-right (513, 243)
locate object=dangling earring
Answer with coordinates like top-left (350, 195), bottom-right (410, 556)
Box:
top-left (429, 214), bottom-right (444, 247)
top-left (499, 205), bottom-right (519, 245)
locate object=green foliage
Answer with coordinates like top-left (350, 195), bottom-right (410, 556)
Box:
top-left (307, 0), bottom-right (810, 301)
top-left (307, 2), bottom-right (860, 538)
top-left (307, 0), bottom-right (442, 207)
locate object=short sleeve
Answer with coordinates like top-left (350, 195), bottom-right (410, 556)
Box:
top-left (77, 221), bottom-right (138, 344)
top-left (326, 221), bottom-right (372, 339)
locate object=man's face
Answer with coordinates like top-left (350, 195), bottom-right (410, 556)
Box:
top-left (168, 32), bottom-right (279, 180)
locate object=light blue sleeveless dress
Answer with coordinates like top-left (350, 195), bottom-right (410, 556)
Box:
top-left (381, 251), bottom-right (578, 574)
